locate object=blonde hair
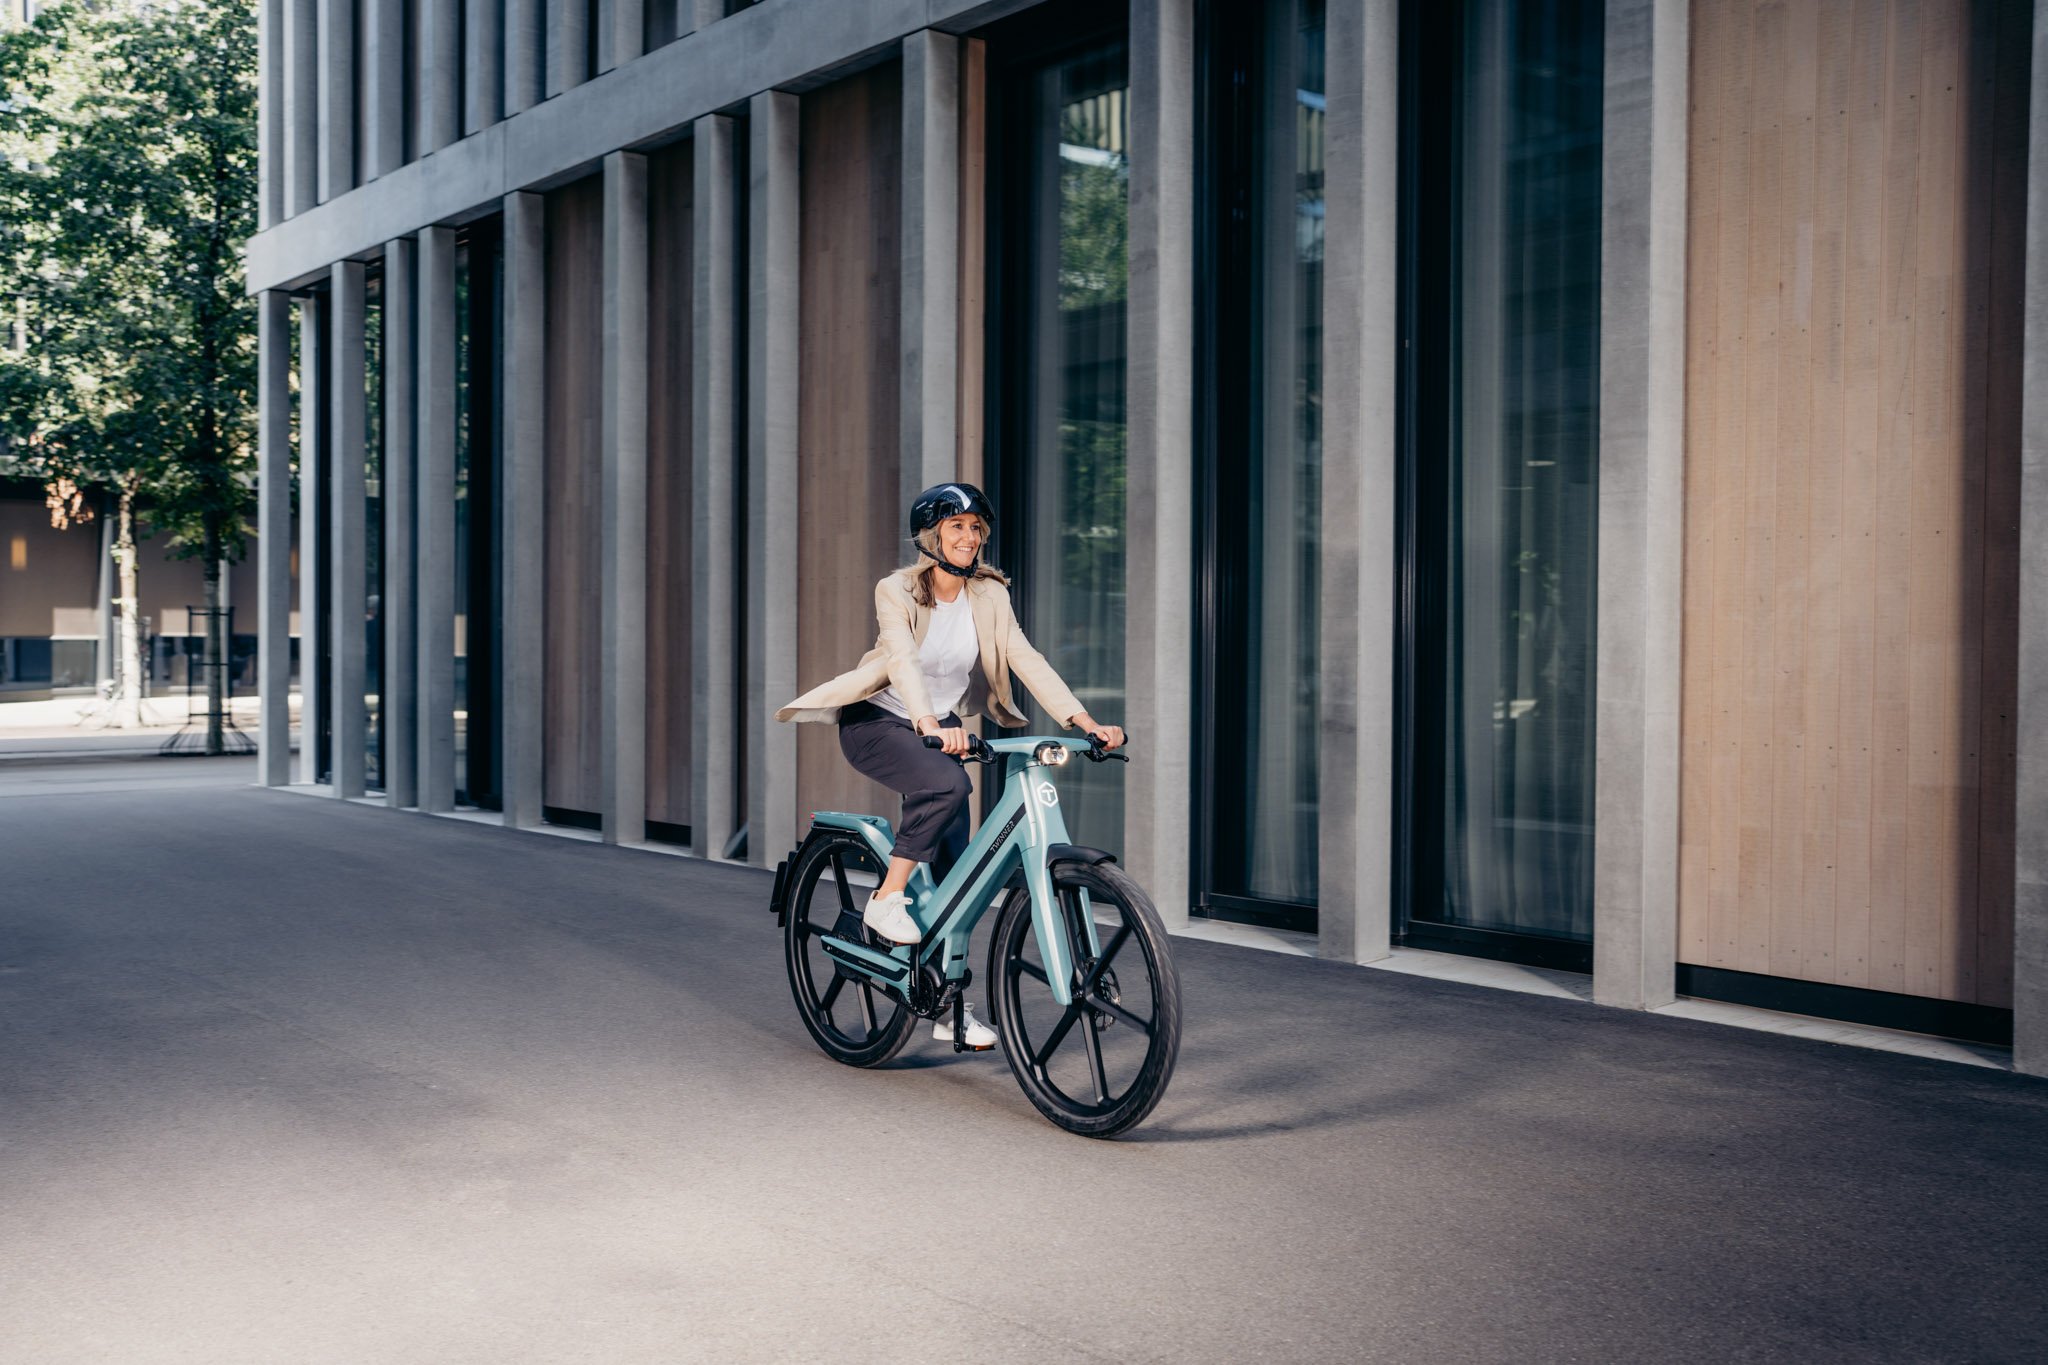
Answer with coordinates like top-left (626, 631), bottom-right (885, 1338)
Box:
top-left (895, 519), bottom-right (1008, 607)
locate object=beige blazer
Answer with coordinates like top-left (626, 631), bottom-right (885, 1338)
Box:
top-left (776, 571), bottom-right (1085, 730)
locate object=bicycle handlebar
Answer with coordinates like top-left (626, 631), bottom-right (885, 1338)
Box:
top-left (919, 733), bottom-right (1131, 764)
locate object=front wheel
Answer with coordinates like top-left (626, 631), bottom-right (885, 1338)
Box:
top-left (988, 861), bottom-right (1182, 1137)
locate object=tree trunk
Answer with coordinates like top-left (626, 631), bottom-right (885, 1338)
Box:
top-left (203, 549), bottom-right (225, 755)
top-left (112, 488), bottom-right (144, 729)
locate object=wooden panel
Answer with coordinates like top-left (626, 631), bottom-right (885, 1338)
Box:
top-left (794, 62), bottom-right (903, 829)
top-left (646, 140), bottom-right (694, 831)
top-left (1678, 0), bottom-right (2028, 1006)
top-left (543, 175), bottom-right (605, 816)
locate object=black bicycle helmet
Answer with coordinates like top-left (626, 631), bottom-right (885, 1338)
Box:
top-left (910, 482), bottom-right (994, 536)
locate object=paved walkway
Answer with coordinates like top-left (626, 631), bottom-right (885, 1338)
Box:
top-left (3, 761), bottom-right (2044, 1363)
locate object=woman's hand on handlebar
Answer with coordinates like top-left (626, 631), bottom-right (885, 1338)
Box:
top-left (1071, 712), bottom-right (1126, 751)
top-left (915, 715), bottom-right (972, 756)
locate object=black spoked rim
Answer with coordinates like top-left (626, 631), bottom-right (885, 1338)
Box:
top-left (994, 866), bottom-right (1178, 1134)
top-left (785, 835), bottom-right (913, 1066)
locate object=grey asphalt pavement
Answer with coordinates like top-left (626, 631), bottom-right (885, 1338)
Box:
top-left (2, 759), bottom-right (2045, 1363)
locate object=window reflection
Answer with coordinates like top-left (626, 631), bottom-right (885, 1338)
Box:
top-left (1016, 40), bottom-right (1131, 851)
top-left (1410, 0), bottom-right (1603, 946)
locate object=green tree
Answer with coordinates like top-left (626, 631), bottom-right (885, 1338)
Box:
top-left (0, 1), bottom-right (257, 748)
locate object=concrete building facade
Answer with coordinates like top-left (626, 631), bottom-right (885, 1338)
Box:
top-left (248, 0), bottom-right (2048, 1071)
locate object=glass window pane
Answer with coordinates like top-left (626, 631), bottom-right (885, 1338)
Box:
top-left (1016, 41), bottom-right (1131, 851)
top-left (1414, 0), bottom-right (1602, 943)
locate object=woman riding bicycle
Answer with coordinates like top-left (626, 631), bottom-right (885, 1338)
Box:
top-left (776, 483), bottom-right (1126, 1043)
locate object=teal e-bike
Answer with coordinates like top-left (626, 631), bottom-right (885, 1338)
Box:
top-left (770, 734), bottom-right (1181, 1137)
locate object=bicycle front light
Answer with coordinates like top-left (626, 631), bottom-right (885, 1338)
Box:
top-left (1034, 741), bottom-right (1070, 767)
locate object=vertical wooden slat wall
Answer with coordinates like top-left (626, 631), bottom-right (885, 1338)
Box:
top-left (646, 140), bottom-right (695, 834)
top-left (1679, 0), bottom-right (2028, 1006)
top-left (543, 175), bottom-right (607, 818)
top-left (793, 62), bottom-right (905, 827)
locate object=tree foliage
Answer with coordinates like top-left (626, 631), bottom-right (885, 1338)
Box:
top-left (0, 0), bottom-right (258, 567)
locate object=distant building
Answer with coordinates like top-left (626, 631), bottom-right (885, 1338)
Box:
top-left (246, 0), bottom-right (2048, 1071)
top-left (0, 477), bottom-right (277, 699)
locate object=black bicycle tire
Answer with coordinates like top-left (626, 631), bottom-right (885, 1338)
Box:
top-left (988, 861), bottom-right (1182, 1137)
top-left (783, 831), bottom-right (917, 1069)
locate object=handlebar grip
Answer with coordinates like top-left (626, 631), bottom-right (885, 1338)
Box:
top-left (921, 735), bottom-right (943, 749)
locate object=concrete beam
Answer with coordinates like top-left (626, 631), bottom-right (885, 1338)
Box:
top-left (420, 0), bottom-right (461, 155)
top-left (416, 226), bottom-right (458, 812)
top-left (1591, 0), bottom-right (1688, 1011)
top-left (602, 152), bottom-right (651, 846)
top-left (329, 260), bottom-right (368, 798)
top-left (1316, 0), bottom-right (1399, 965)
top-left (365, 0), bottom-right (405, 178)
top-left (383, 237), bottom-right (418, 808)
top-left (246, 0), bottom-right (1057, 292)
top-left (501, 193), bottom-right (547, 828)
top-left (466, 0), bottom-right (504, 136)
top-left (259, 0), bottom-right (284, 227)
top-left (297, 292), bottom-right (324, 784)
top-left (692, 112), bottom-right (739, 860)
top-left (316, 0), bottom-right (354, 202)
top-left (547, 0), bottom-right (589, 98)
top-left (1124, 0), bottom-right (1195, 930)
top-left (506, 0), bottom-right (545, 116)
top-left (2015, 0), bottom-right (2048, 1078)
top-left (900, 29), bottom-right (960, 507)
top-left (283, 0), bottom-right (317, 216)
top-left (747, 90), bottom-right (800, 868)
top-left (257, 291), bottom-right (293, 784)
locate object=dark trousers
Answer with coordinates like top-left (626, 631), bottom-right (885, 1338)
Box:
top-left (837, 701), bottom-right (972, 875)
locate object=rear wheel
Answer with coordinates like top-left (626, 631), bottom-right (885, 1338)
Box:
top-left (783, 831), bottom-right (916, 1068)
top-left (989, 861), bottom-right (1181, 1137)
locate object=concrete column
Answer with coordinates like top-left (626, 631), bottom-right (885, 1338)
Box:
top-left (329, 261), bottom-right (369, 798)
top-left (1124, 0), bottom-right (1195, 929)
top-left (259, 0), bottom-right (284, 227)
top-left (284, 0), bottom-right (317, 216)
top-left (2014, 0), bottom-right (2048, 1078)
top-left (417, 226), bottom-right (458, 812)
top-left (547, 0), bottom-right (589, 97)
top-left (1590, 0), bottom-right (1688, 1011)
top-left (1316, 0), bottom-right (1399, 965)
top-left (316, 0), bottom-right (355, 201)
top-left (501, 193), bottom-right (546, 828)
top-left (602, 153), bottom-right (651, 845)
top-left (365, 0), bottom-right (405, 178)
top-left (606, 0), bottom-right (645, 71)
top-left (465, 0), bottom-right (504, 135)
top-left (900, 29), bottom-right (960, 506)
top-left (692, 113), bottom-right (739, 859)
top-left (257, 291), bottom-right (294, 785)
top-left (383, 238), bottom-right (419, 809)
top-left (420, 0), bottom-right (461, 154)
top-left (747, 90), bottom-right (800, 868)
top-left (691, 0), bottom-right (721, 31)
top-left (297, 293), bottom-right (325, 784)
top-left (506, 0), bottom-right (545, 115)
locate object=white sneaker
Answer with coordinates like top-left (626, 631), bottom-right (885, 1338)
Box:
top-left (862, 891), bottom-right (921, 945)
top-left (933, 1002), bottom-right (998, 1050)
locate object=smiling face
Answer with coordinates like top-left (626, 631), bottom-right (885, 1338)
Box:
top-left (938, 512), bottom-right (985, 569)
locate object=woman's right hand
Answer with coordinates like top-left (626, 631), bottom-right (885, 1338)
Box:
top-left (916, 715), bottom-right (971, 756)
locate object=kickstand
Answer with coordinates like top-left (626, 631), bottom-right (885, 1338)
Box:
top-left (951, 992), bottom-right (967, 1053)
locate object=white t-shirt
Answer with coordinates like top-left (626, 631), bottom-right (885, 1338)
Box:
top-left (872, 591), bottom-right (979, 723)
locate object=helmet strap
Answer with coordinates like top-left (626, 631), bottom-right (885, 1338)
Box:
top-left (920, 546), bottom-right (977, 580)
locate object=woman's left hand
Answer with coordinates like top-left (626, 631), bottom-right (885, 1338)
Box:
top-left (1073, 713), bottom-right (1126, 751)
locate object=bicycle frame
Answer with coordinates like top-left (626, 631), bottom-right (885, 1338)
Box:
top-left (800, 736), bottom-right (1107, 1009)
